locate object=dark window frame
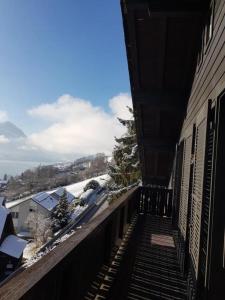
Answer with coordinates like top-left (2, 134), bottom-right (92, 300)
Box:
top-left (11, 211), bottom-right (19, 218)
top-left (204, 0), bottom-right (215, 53)
top-left (196, 0), bottom-right (214, 73)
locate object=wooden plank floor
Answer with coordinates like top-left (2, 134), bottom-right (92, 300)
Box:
top-left (126, 216), bottom-right (187, 300)
top-left (84, 215), bottom-right (187, 300)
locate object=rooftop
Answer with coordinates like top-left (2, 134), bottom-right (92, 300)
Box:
top-left (0, 206), bottom-right (10, 239)
top-left (0, 235), bottom-right (27, 259)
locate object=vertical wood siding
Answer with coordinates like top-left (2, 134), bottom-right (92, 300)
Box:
top-left (179, 134), bottom-right (192, 240)
top-left (189, 112), bottom-right (207, 278)
top-left (182, 0), bottom-right (225, 132)
top-left (198, 106), bottom-right (215, 293)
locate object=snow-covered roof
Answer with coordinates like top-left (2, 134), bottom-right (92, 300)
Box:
top-left (80, 189), bottom-right (94, 200)
top-left (0, 206), bottom-right (10, 239)
top-left (65, 174), bottom-right (110, 197)
top-left (6, 198), bottom-right (30, 209)
top-left (32, 188), bottom-right (75, 211)
top-left (17, 231), bottom-right (32, 238)
top-left (32, 192), bottom-right (58, 211)
top-left (0, 180), bottom-right (8, 185)
top-left (0, 234), bottom-right (27, 258)
top-left (33, 192), bottom-right (48, 203)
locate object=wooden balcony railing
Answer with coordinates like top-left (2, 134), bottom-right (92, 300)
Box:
top-left (139, 186), bottom-right (173, 217)
top-left (0, 186), bottom-right (175, 300)
top-left (0, 187), bottom-right (139, 300)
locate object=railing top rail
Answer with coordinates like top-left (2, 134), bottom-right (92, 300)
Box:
top-left (141, 186), bottom-right (172, 191)
top-left (0, 187), bottom-right (138, 300)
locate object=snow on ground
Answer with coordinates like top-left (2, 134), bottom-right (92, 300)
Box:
top-left (24, 204), bottom-right (86, 262)
top-left (23, 242), bottom-right (37, 260)
top-left (24, 228), bottom-right (78, 268)
top-left (23, 175), bottom-right (111, 267)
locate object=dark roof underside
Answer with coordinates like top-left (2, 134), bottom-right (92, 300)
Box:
top-left (122, 0), bottom-right (208, 186)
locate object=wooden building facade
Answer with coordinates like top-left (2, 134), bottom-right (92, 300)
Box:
top-left (122, 0), bottom-right (225, 298)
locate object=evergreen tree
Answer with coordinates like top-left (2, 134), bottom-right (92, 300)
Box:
top-left (51, 190), bottom-right (70, 232)
top-left (83, 179), bottom-right (100, 192)
top-left (109, 107), bottom-right (140, 188)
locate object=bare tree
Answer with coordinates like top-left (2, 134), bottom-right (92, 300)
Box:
top-left (26, 213), bottom-right (52, 248)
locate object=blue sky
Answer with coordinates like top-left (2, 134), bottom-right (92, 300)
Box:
top-left (0, 0), bottom-right (130, 134)
top-left (0, 1), bottom-right (133, 174)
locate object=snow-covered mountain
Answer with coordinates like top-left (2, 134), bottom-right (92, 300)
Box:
top-left (0, 121), bottom-right (26, 139)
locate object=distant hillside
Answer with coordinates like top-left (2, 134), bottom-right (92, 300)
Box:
top-left (0, 121), bottom-right (26, 139)
top-left (3, 153), bottom-right (109, 201)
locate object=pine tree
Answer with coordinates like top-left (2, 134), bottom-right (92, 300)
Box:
top-left (109, 107), bottom-right (141, 189)
top-left (83, 180), bottom-right (100, 192)
top-left (51, 190), bottom-right (70, 232)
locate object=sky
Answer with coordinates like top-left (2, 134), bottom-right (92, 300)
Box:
top-left (0, 1), bottom-right (132, 174)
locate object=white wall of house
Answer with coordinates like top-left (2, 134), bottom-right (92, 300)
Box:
top-left (9, 199), bottom-right (50, 235)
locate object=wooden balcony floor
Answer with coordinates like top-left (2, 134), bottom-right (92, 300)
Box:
top-left (85, 215), bottom-right (187, 300)
top-left (125, 216), bottom-right (187, 300)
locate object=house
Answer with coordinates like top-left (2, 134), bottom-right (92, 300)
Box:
top-left (0, 202), bottom-right (27, 281)
top-left (6, 187), bottom-right (75, 237)
top-left (31, 187), bottom-right (74, 214)
top-left (0, 180), bottom-right (8, 191)
top-left (0, 197), bottom-right (6, 207)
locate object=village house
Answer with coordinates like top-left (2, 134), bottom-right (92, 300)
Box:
top-left (6, 187), bottom-right (75, 238)
top-left (0, 201), bottom-right (27, 281)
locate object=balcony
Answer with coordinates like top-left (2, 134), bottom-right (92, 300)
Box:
top-left (0, 187), bottom-right (187, 300)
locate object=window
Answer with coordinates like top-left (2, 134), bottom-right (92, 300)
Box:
top-left (11, 212), bottom-right (19, 218)
top-left (197, 29), bottom-right (205, 70)
top-left (197, 1), bottom-right (214, 72)
top-left (205, 1), bottom-right (214, 48)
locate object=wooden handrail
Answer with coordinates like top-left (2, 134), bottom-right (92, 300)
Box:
top-left (0, 187), bottom-right (139, 300)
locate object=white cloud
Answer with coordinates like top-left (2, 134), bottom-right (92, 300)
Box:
top-left (109, 93), bottom-right (133, 119)
top-left (0, 135), bottom-right (10, 144)
top-left (27, 93), bottom-right (133, 156)
top-left (0, 110), bottom-right (8, 123)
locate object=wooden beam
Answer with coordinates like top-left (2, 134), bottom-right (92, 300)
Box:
top-left (123, 0), bottom-right (209, 12)
top-left (133, 91), bottom-right (187, 110)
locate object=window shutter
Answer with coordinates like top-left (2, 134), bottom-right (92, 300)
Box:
top-left (189, 107), bottom-right (208, 278)
top-left (199, 105), bottom-right (215, 288)
top-left (179, 132), bottom-right (192, 240)
top-left (173, 141), bottom-right (184, 226)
